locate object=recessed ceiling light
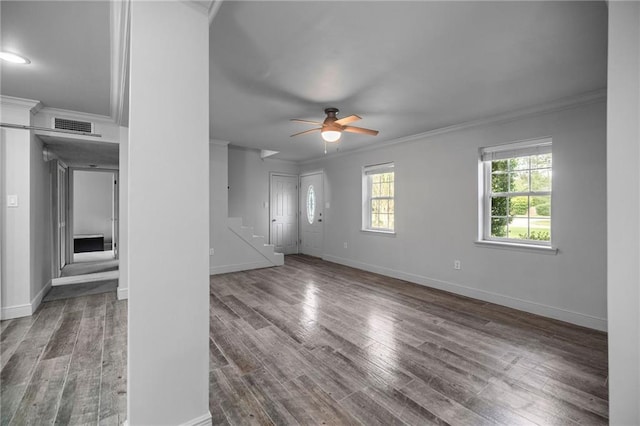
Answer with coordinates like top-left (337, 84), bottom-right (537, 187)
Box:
top-left (0, 51), bottom-right (31, 64)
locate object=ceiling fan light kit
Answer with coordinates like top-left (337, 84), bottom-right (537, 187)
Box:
top-left (0, 50), bottom-right (31, 64)
top-left (291, 107), bottom-right (379, 153)
top-left (321, 130), bottom-right (341, 142)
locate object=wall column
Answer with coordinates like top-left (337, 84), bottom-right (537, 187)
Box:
top-left (0, 96), bottom-right (40, 319)
top-left (128, 2), bottom-right (210, 424)
top-left (607, 1), bottom-right (640, 424)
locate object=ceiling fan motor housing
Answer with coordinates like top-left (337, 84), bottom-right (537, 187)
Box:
top-left (323, 107), bottom-right (341, 130)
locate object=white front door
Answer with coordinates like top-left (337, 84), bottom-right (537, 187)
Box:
top-left (300, 172), bottom-right (323, 257)
top-left (270, 174), bottom-right (298, 254)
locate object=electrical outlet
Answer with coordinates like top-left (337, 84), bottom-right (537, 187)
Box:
top-left (344, 242), bottom-right (348, 249)
top-left (209, 248), bottom-right (215, 256)
top-left (454, 260), bottom-right (461, 270)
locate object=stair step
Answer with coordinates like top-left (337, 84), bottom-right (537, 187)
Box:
top-left (228, 217), bottom-right (283, 268)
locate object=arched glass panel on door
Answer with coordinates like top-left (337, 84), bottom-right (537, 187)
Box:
top-left (307, 185), bottom-right (316, 224)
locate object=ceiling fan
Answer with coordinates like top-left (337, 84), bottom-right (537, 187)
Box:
top-left (290, 108), bottom-right (379, 146)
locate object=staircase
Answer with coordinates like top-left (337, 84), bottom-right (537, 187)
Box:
top-left (227, 217), bottom-right (284, 267)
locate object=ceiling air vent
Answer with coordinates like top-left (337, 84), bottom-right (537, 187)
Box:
top-left (53, 117), bottom-right (94, 134)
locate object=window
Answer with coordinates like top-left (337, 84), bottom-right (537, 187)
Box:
top-left (306, 185), bottom-right (315, 224)
top-left (480, 139), bottom-right (552, 245)
top-left (363, 163), bottom-right (395, 232)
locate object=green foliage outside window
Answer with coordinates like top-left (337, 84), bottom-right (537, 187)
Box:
top-left (489, 153), bottom-right (552, 242)
top-left (369, 172), bottom-right (394, 231)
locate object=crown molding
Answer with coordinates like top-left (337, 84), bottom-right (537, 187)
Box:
top-left (182, 0), bottom-right (209, 15)
top-left (110, 0), bottom-right (130, 126)
top-left (182, 0), bottom-right (221, 23)
top-left (0, 95), bottom-right (43, 114)
top-left (208, 0), bottom-right (223, 24)
top-left (299, 88), bottom-right (607, 165)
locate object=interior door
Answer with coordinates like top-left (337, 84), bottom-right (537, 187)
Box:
top-left (299, 172), bottom-right (323, 257)
top-left (270, 174), bottom-right (298, 254)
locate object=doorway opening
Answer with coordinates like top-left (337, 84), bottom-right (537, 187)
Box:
top-left (71, 169), bottom-right (118, 262)
top-left (269, 171), bottom-right (325, 257)
top-left (57, 168), bottom-right (119, 280)
top-left (42, 137), bottom-right (120, 291)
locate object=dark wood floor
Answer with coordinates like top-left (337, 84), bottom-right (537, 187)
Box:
top-left (0, 291), bottom-right (126, 425)
top-left (209, 255), bottom-right (608, 425)
top-left (1, 255), bottom-right (608, 425)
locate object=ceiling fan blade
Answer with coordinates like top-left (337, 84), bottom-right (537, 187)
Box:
top-left (290, 128), bottom-right (321, 137)
top-left (343, 126), bottom-right (379, 136)
top-left (335, 114), bottom-right (361, 126)
top-left (291, 118), bottom-right (323, 125)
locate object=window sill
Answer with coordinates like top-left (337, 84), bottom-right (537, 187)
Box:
top-left (361, 229), bottom-right (396, 236)
top-left (474, 240), bottom-right (558, 255)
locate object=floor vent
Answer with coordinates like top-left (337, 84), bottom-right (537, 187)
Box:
top-left (53, 117), bottom-right (94, 133)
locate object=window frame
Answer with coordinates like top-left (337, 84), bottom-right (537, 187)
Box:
top-left (479, 138), bottom-right (553, 248)
top-left (362, 162), bottom-right (395, 234)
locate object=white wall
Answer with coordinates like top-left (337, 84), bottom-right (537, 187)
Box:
top-left (210, 142), bottom-right (271, 273)
top-left (73, 170), bottom-right (114, 246)
top-left (0, 103), bottom-right (32, 318)
top-left (607, 2), bottom-right (640, 423)
top-left (300, 99), bottom-right (607, 331)
top-left (210, 142), bottom-right (229, 260)
top-left (128, 2), bottom-right (210, 425)
top-left (228, 146), bottom-right (298, 239)
top-left (1, 97), bottom-right (53, 319)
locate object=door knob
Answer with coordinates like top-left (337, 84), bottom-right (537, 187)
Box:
top-left (272, 219), bottom-right (276, 222)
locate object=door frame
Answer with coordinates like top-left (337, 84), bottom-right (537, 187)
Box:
top-left (68, 167), bottom-right (120, 263)
top-left (268, 172), bottom-right (299, 254)
top-left (299, 170), bottom-right (324, 257)
top-left (50, 160), bottom-right (68, 277)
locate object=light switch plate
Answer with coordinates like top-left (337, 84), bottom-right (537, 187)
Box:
top-left (7, 195), bottom-right (18, 207)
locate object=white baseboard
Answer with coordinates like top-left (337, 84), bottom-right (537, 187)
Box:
top-left (31, 279), bottom-right (52, 312)
top-left (323, 254), bottom-right (607, 332)
top-left (180, 412), bottom-right (212, 426)
top-left (52, 270), bottom-right (119, 286)
top-left (117, 287), bottom-right (128, 300)
top-left (1, 302), bottom-right (32, 320)
top-left (210, 260), bottom-right (274, 275)
top-left (1, 280), bottom-right (52, 320)
top-left (120, 411), bottom-right (210, 426)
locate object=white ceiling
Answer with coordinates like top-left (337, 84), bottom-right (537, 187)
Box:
top-left (40, 136), bottom-right (119, 169)
top-left (210, 1), bottom-right (607, 161)
top-left (1, 1), bottom-right (607, 164)
top-left (0, 1), bottom-right (115, 167)
top-left (0, 1), bottom-right (111, 116)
